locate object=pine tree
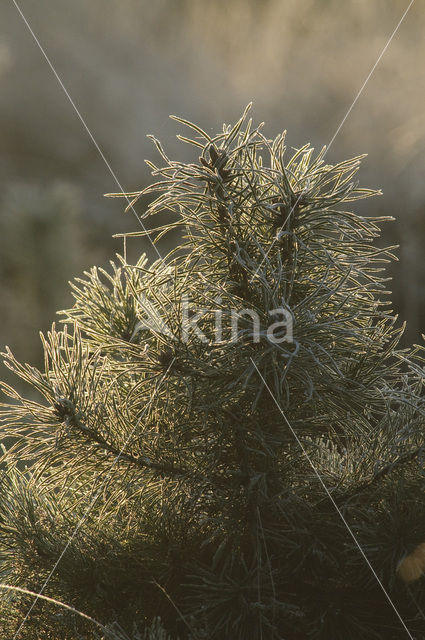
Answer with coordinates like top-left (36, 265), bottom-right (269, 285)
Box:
top-left (1, 106), bottom-right (425, 639)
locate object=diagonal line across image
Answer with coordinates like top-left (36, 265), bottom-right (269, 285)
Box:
top-left (250, 358), bottom-right (416, 640)
top-left (11, 360), bottom-right (176, 639)
top-left (11, 0), bottom-right (166, 268)
top-left (249, 0), bottom-right (415, 284)
top-left (8, 0), bottom-right (416, 636)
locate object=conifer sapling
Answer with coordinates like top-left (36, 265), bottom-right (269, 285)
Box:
top-left (1, 105), bottom-right (425, 639)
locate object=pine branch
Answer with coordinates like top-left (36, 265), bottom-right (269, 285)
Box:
top-left (342, 444), bottom-right (424, 501)
top-left (54, 398), bottom-right (246, 487)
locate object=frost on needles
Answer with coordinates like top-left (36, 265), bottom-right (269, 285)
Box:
top-left (1, 105), bottom-right (425, 640)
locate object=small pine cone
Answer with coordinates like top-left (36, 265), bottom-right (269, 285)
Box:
top-left (397, 542), bottom-right (425, 583)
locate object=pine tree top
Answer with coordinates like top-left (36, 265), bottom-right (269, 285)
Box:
top-left (1, 106), bottom-right (425, 639)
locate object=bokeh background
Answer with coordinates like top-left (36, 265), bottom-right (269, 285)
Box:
top-left (1, 0), bottom-right (424, 389)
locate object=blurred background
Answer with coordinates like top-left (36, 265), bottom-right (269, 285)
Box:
top-left (0, 0), bottom-right (424, 389)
